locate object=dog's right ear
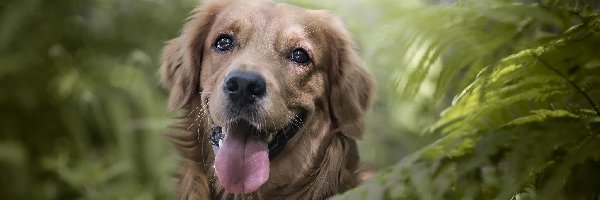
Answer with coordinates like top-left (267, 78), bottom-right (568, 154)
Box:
top-left (160, 37), bottom-right (195, 112)
top-left (160, 0), bottom-right (229, 111)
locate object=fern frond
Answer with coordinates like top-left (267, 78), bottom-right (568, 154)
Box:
top-left (376, 1), bottom-right (568, 104)
top-left (335, 14), bottom-right (600, 200)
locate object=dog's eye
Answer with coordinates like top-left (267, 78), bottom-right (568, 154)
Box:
top-left (214, 35), bottom-right (235, 52)
top-left (290, 48), bottom-right (311, 65)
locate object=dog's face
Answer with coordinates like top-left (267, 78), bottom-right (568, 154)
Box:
top-left (161, 0), bottom-right (373, 195)
top-left (203, 0), bottom-right (324, 135)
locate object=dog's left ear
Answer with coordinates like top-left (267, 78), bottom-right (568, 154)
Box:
top-left (325, 15), bottom-right (375, 140)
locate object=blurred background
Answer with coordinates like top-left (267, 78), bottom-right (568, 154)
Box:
top-left (1, 0), bottom-right (599, 199)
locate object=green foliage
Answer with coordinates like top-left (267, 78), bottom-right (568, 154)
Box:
top-left (335, 1), bottom-right (600, 199)
top-left (0, 0), bottom-right (195, 199)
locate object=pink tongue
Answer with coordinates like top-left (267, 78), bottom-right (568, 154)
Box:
top-left (215, 131), bottom-right (269, 194)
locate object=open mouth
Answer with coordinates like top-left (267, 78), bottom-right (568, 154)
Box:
top-left (209, 110), bottom-right (307, 194)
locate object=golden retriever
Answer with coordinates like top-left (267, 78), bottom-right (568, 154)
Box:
top-left (160, 0), bottom-right (374, 199)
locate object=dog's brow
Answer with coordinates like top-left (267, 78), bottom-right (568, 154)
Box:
top-left (215, 16), bottom-right (244, 33)
top-left (223, 17), bottom-right (235, 26)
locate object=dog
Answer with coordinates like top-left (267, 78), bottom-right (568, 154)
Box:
top-left (160, 0), bottom-right (374, 199)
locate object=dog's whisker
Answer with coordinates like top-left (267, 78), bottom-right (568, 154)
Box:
top-left (307, 27), bottom-right (328, 35)
top-left (302, 17), bottom-right (323, 30)
top-left (188, 106), bottom-right (200, 116)
top-left (186, 113), bottom-right (202, 130)
top-left (197, 110), bottom-right (201, 137)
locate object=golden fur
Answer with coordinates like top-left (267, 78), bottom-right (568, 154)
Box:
top-left (160, 0), bottom-right (374, 199)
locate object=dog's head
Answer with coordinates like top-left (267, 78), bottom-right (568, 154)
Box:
top-left (161, 0), bottom-right (373, 194)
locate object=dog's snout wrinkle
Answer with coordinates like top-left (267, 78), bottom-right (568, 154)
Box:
top-left (224, 71), bottom-right (267, 106)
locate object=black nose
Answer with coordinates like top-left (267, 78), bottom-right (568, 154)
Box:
top-left (223, 71), bottom-right (267, 105)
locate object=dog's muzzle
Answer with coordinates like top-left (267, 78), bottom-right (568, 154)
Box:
top-left (209, 110), bottom-right (307, 194)
top-left (209, 110), bottom-right (307, 160)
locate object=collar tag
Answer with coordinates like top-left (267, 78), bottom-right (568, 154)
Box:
top-left (209, 126), bottom-right (224, 155)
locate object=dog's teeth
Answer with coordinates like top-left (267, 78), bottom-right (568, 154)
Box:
top-left (268, 134), bottom-right (274, 142)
